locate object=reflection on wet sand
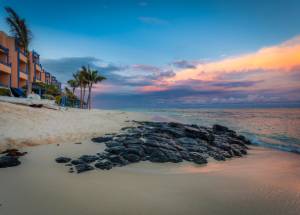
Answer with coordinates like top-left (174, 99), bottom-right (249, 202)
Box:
top-left (0, 143), bottom-right (300, 215)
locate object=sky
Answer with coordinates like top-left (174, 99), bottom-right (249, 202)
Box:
top-left (0, 0), bottom-right (300, 108)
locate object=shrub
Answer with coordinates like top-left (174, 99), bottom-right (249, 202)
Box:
top-left (0, 87), bottom-right (12, 96)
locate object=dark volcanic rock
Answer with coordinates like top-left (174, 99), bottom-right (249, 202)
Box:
top-left (71, 159), bottom-right (86, 165)
top-left (213, 124), bottom-right (230, 133)
top-left (56, 120), bottom-right (251, 173)
top-left (75, 163), bottom-right (94, 173)
top-left (1, 149), bottom-right (27, 157)
top-left (0, 156), bottom-right (21, 168)
top-left (122, 153), bottom-right (140, 162)
top-left (79, 155), bottom-right (99, 163)
top-left (91, 136), bottom-right (113, 143)
top-left (55, 157), bottom-right (71, 163)
top-left (108, 155), bottom-right (128, 166)
top-left (95, 159), bottom-right (113, 170)
top-left (149, 149), bottom-right (169, 162)
top-left (189, 152), bottom-right (208, 164)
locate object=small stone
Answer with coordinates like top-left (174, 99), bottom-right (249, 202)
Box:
top-left (55, 157), bottom-right (71, 163)
top-left (0, 156), bottom-right (21, 168)
top-left (75, 163), bottom-right (94, 173)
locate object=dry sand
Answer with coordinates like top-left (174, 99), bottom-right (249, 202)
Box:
top-left (0, 101), bottom-right (148, 151)
top-left (1, 102), bottom-right (300, 215)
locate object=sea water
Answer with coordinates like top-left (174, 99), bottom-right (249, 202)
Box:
top-left (134, 108), bottom-right (300, 154)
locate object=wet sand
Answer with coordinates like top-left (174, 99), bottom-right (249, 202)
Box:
top-left (0, 140), bottom-right (300, 215)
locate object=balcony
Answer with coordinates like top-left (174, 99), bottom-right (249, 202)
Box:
top-left (0, 60), bottom-right (11, 74)
top-left (19, 50), bottom-right (28, 63)
top-left (35, 63), bottom-right (42, 72)
top-left (19, 69), bottom-right (28, 80)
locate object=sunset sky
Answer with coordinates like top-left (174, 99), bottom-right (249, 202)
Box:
top-left (0, 0), bottom-right (299, 108)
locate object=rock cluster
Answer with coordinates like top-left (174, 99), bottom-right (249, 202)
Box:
top-left (0, 149), bottom-right (27, 168)
top-left (56, 121), bottom-right (251, 173)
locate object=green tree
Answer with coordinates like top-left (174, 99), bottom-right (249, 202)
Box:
top-left (5, 7), bottom-right (32, 96)
top-left (67, 79), bottom-right (79, 94)
top-left (85, 67), bottom-right (106, 109)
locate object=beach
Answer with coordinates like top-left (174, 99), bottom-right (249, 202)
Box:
top-left (0, 102), bottom-right (149, 151)
top-left (1, 102), bottom-right (300, 215)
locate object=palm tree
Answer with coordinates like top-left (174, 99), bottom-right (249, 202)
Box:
top-left (67, 79), bottom-right (79, 94)
top-left (5, 7), bottom-right (32, 96)
top-left (78, 67), bottom-right (89, 108)
top-left (85, 67), bottom-right (106, 109)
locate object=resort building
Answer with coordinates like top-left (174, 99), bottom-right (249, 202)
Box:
top-left (0, 31), bottom-right (61, 90)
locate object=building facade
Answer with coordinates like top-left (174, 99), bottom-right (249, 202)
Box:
top-left (0, 31), bottom-right (61, 90)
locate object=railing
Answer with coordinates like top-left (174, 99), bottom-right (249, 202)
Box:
top-left (0, 44), bottom-right (9, 53)
top-left (20, 69), bottom-right (28, 74)
top-left (0, 60), bottom-right (11, 67)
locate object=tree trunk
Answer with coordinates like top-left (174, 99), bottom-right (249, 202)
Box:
top-left (26, 51), bottom-right (32, 96)
top-left (88, 84), bottom-right (92, 109)
top-left (83, 86), bottom-right (86, 109)
top-left (80, 86), bottom-right (83, 108)
top-left (72, 87), bottom-right (75, 94)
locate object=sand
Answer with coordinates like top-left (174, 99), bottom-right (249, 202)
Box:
top-left (1, 102), bottom-right (300, 215)
top-left (0, 101), bottom-right (148, 151)
top-left (0, 141), bottom-right (299, 215)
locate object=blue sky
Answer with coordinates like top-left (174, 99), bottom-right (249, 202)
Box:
top-left (1, 0), bottom-right (300, 108)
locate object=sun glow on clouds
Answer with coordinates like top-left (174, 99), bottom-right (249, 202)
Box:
top-left (165, 36), bottom-right (300, 83)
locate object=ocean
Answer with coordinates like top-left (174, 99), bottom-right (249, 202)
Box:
top-left (132, 108), bottom-right (300, 154)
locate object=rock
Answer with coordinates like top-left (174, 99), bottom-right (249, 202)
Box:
top-left (105, 146), bottom-right (126, 154)
top-left (71, 159), bottom-right (86, 165)
top-left (161, 149), bottom-right (183, 163)
top-left (149, 149), bottom-right (169, 163)
top-left (122, 153), bottom-right (140, 162)
top-left (176, 137), bottom-right (198, 145)
top-left (75, 163), bottom-right (94, 173)
top-left (105, 141), bottom-right (123, 148)
top-left (180, 150), bottom-right (191, 161)
top-left (74, 142), bottom-right (82, 145)
top-left (95, 159), bottom-right (113, 170)
top-left (189, 152), bottom-right (208, 164)
top-left (55, 157), bottom-right (71, 163)
top-left (108, 155), bottom-right (128, 166)
top-left (79, 155), bottom-right (99, 163)
top-left (0, 156), bottom-right (21, 168)
top-left (1, 149), bottom-right (27, 157)
top-left (213, 124), bottom-right (230, 133)
top-left (91, 136), bottom-right (113, 143)
top-left (58, 121), bottom-right (250, 173)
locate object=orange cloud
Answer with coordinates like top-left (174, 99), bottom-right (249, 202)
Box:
top-left (167, 35), bottom-right (300, 83)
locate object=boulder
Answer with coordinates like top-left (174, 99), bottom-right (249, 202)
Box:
top-left (213, 124), bottom-right (229, 133)
top-left (91, 136), bottom-right (113, 143)
top-left (149, 149), bottom-right (169, 163)
top-left (55, 157), bottom-right (71, 163)
top-left (122, 153), bottom-right (140, 162)
top-left (105, 146), bottom-right (126, 154)
top-left (79, 155), bottom-right (99, 163)
top-left (108, 155), bottom-right (128, 166)
top-left (189, 152), bottom-right (208, 164)
top-left (95, 159), bottom-right (113, 170)
top-left (71, 159), bottom-right (86, 165)
top-left (0, 156), bottom-right (21, 168)
top-left (75, 163), bottom-right (94, 173)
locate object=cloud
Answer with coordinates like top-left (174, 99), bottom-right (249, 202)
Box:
top-left (41, 35), bottom-right (300, 108)
top-left (171, 60), bottom-right (197, 69)
top-left (211, 80), bottom-right (263, 88)
top-left (166, 35), bottom-right (300, 83)
top-left (138, 17), bottom-right (169, 25)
